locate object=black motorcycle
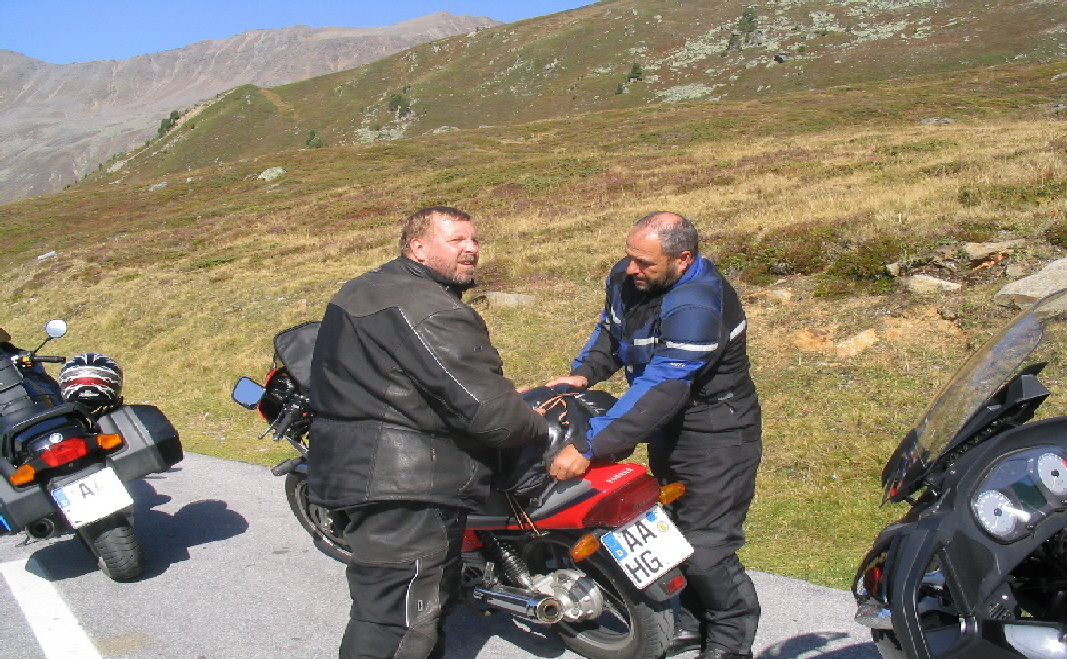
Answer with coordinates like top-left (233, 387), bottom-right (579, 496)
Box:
top-left (854, 289), bottom-right (1067, 658)
top-left (0, 320), bottom-right (183, 581)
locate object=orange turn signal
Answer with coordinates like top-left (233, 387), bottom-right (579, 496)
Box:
top-left (8, 464), bottom-right (36, 487)
top-left (569, 533), bottom-right (602, 562)
top-left (97, 433), bottom-right (124, 450)
top-left (659, 482), bottom-right (686, 506)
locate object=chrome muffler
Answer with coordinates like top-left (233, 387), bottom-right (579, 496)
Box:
top-left (471, 585), bottom-right (565, 624)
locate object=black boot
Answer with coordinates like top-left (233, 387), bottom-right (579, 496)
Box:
top-left (696, 649), bottom-right (753, 659)
top-left (666, 628), bottom-right (703, 656)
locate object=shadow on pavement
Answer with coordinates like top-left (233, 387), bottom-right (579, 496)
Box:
top-left (444, 606), bottom-right (570, 659)
top-left (26, 468), bottom-right (248, 581)
top-left (758, 631), bottom-right (880, 658)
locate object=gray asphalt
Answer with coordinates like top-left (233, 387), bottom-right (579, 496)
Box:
top-left (0, 452), bottom-right (879, 659)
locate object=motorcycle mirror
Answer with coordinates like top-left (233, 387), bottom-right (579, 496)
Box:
top-left (232, 377), bottom-right (266, 409)
top-left (44, 319), bottom-right (67, 339)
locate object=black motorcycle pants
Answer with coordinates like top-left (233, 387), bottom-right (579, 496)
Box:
top-left (649, 423), bottom-right (762, 655)
top-left (339, 502), bottom-right (465, 659)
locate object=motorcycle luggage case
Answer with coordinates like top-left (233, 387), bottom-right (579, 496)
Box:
top-left (97, 404), bottom-right (183, 481)
top-left (0, 467), bottom-right (53, 533)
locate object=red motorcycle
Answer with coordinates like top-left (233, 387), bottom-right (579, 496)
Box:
top-left (232, 321), bottom-right (690, 659)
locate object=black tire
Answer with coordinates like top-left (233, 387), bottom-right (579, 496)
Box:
top-left (78, 514), bottom-right (144, 582)
top-left (522, 535), bottom-right (672, 659)
top-left (284, 472), bottom-right (352, 563)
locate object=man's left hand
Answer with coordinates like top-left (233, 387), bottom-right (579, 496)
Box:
top-left (549, 444), bottom-right (590, 480)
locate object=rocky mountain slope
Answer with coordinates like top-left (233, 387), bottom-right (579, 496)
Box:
top-left (0, 11), bottom-right (497, 203)
top-left (98, 0), bottom-right (1067, 184)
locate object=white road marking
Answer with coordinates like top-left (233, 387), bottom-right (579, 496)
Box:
top-left (0, 557), bottom-right (103, 659)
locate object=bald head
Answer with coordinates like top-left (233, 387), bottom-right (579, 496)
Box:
top-left (631, 211), bottom-right (699, 259)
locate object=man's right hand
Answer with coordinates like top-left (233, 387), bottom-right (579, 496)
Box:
top-left (544, 375), bottom-right (589, 389)
top-left (549, 444), bottom-right (591, 480)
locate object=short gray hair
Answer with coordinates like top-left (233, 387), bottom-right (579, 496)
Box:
top-left (633, 211), bottom-right (698, 258)
top-left (399, 206), bottom-right (472, 257)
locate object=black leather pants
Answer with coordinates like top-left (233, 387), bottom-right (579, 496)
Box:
top-left (649, 423), bottom-right (762, 654)
top-left (338, 502), bottom-right (465, 659)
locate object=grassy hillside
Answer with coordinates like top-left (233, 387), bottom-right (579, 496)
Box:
top-left (85, 0), bottom-right (1067, 180)
top-left (2, 55), bottom-right (1066, 588)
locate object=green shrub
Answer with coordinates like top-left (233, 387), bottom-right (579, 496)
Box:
top-left (1044, 221), bottom-right (1067, 248)
top-left (878, 139), bottom-right (957, 156)
top-left (958, 180), bottom-right (1067, 208)
top-left (951, 218), bottom-right (1003, 242)
top-left (388, 93), bottom-right (412, 118)
top-left (958, 184), bottom-right (983, 207)
top-left (815, 236), bottom-right (909, 297)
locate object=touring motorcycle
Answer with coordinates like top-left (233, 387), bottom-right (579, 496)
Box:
top-left (0, 320), bottom-right (182, 581)
top-left (854, 289), bottom-right (1067, 658)
top-left (232, 321), bottom-right (691, 659)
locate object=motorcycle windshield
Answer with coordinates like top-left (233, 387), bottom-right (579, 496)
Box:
top-left (884, 289), bottom-right (1067, 501)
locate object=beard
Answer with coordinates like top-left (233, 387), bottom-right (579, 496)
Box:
top-left (633, 262), bottom-right (682, 292)
top-left (426, 253), bottom-right (478, 285)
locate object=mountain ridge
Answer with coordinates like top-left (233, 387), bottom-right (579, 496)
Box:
top-left (0, 11), bottom-right (499, 203)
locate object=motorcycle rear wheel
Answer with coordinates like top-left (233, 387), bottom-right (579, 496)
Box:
top-left (78, 514), bottom-right (144, 582)
top-left (522, 535), bottom-right (672, 659)
top-left (284, 472), bottom-right (352, 563)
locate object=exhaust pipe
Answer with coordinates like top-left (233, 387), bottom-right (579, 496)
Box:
top-left (26, 518), bottom-right (57, 539)
top-left (472, 585), bottom-right (565, 624)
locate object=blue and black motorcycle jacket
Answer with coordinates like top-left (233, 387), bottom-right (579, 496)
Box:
top-left (570, 255), bottom-right (760, 459)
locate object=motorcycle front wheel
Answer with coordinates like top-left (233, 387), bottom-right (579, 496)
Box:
top-left (77, 513), bottom-right (144, 582)
top-left (284, 472), bottom-right (352, 563)
top-left (521, 535), bottom-right (672, 659)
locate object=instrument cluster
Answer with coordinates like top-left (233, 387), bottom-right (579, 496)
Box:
top-left (970, 447), bottom-right (1067, 543)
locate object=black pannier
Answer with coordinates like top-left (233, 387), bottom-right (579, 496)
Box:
top-left (97, 404), bottom-right (183, 482)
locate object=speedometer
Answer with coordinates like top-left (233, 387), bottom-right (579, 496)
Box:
top-left (972, 490), bottom-right (1022, 539)
top-left (1037, 452), bottom-right (1067, 497)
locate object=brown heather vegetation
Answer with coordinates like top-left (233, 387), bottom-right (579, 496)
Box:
top-left (0, 60), bottom-right (1065, 588)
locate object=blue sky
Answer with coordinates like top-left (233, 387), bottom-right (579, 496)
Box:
top-left (0, 1), bottom-right (595, 64)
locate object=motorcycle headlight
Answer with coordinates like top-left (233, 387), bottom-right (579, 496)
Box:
top-left (970, 447), bottom-right (1067, 543)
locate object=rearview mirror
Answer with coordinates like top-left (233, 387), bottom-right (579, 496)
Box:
top-left (232, 377), bottom-right (265, 409)
top-left (44, 319), bottom-right (67, 339)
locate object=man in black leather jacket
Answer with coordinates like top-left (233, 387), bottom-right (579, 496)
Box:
top-left (308, 206), bottom-right (549, 659)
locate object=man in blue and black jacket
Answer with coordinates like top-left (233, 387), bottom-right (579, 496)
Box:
top-left (547, 211), bottom-right (762, 659)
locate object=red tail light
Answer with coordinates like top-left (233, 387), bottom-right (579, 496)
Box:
top-left (663, 573), bottom-right (687, 596)
top-left (862, 564), bottom-right (884, 596)
top-left (583, 474), bottom-right (662, 527)
top-left (39, 438), bottom-right (89, 467)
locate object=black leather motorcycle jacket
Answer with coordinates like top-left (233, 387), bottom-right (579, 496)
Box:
top-left (307, 257), bottom-right (548, 511)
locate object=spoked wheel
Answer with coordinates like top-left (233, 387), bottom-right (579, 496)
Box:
top-left (77, 513), bottom-right (144, 582)
top-left (284, 472), bottom-right (352, 562)
top-left (521, 535), bottom-right (672, 659)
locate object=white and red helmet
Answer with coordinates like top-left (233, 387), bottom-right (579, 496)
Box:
top-left (59, 353), bottom-right (123, 412)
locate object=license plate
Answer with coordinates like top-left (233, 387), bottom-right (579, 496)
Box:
top-left (50, 467), bottom-right (133, 528)
top-left (601, 505), bottom-right (694, 589)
